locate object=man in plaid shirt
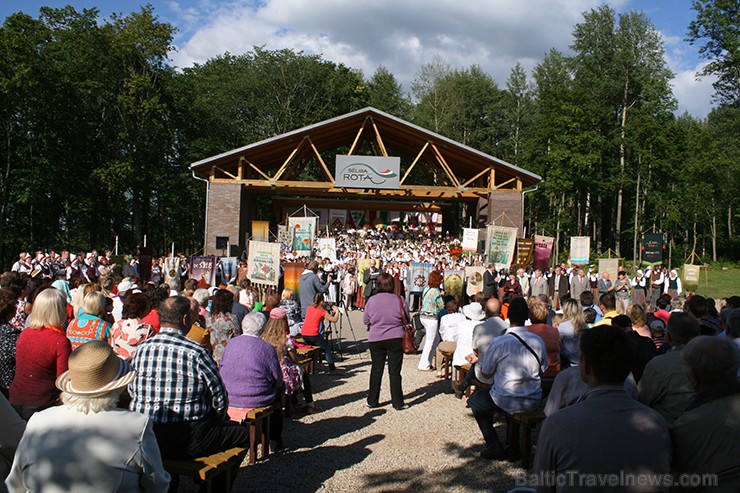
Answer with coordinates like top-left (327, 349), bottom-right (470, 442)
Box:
top-left (129, 296), bottom-right (248, 490)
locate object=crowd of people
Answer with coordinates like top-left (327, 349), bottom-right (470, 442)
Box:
top-left (1, 236), bottom-right (739, 492)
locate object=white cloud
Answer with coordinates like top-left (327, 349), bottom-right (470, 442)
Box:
top-left (670, 63), bottom-right (718, 119)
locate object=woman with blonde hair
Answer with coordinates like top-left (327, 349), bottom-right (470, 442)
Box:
top-left (278, 288), bottom-right (302, 336)
top-left (629, 304), bottom-right (651, 339)
top-left (557, 299), bottom-right (587, 368)
top-left (66, 291), bottom-right (113, 350)
top-left (9, 288), bottom-right (72, 420)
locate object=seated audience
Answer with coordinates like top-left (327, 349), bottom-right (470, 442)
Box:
top-left (533, 327), bottom-right (672, 491)
top-left (7, 342), bottom-right (170, 492)
top-left (451, 302), bottom-right (485, 370)
top-left (110, 293), bottom-right (155, 360)
top-left (0, 393), bottom-right (25, 486)
top-left (638, 312), bottom-right (699, 423)
top-left (436, 299), bottom-right (464, 377)
top-left (671, 336), bottom-right (740, 492)
top-left (629, 303), bottom-right (651, 339)
top-left (205, 288), bottom-right (241, 365)
top-left (594, 292), bottom-right (618, 327)
top-left (0, 288), bottom-right (20, 398)
top-left (279, 288), bottom-right (303, 336)
top-left (526, 298), bottom-right (561, 377)
top-left (301, 293), bottom-right (339, 373)
top-left (611, 314), bottom-right (656, 383)
top-left (185, 297), bottom-right (213, 351)
top-left (66, 291), bottom-right (113, 350)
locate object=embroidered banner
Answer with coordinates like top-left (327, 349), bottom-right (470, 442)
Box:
top-left (516, 238), bottom-right (535, 267)
top-left (163, 257), bottom-right (181, 290)
top-left (462, 228), bottom-right (479, 253)
top-left (283, 262), bottom-right (304, 301)
top-left (190, 255), bottom-right (216, 287)
top-left (247, 241), bottom-right (280, 287)
top-left (598, 258), bottom-right (620, 285)
top-left (444, 270), bottom-right (464, 297)
top-left (642, 233), bottom-right (664, 266)
top-left (317, 238), bottom-right (337, 263)
top-left (350, 210), bottom-right (365, 228)
top-left (409, 262), bottom-right (433, 294)
top-left (288, 217), bottom-right (316, 254)
top-left (329, 209), bottom-right (346, 231)
top-left (533, 235), bottom-right (554, 271)
top-left (682, 264), bottom-right (701, 292)
top-left (486, 225), bottom-right (518, 272)
top-left (570, 236), bottom-right (591, 265)
top-left (219, 257), bottom-right (237, 285)
top-left (277, 225), bottom-right (292, 252)
top-left (465, 266), bottom-right (486, 297)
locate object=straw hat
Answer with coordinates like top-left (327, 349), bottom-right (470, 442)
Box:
top-left (56, 341), bottom-right (136, 397)
top-left (462, 302), bottom-right (486, 321)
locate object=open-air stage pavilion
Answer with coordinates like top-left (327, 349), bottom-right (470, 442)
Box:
top-left (190, 107), bottom-right (541, 256)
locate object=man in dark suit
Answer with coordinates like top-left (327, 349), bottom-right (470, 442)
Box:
top-left (482, 263), bottom-right (497, 297)
top-left (548, 266), bottom-right (570, 309)
top-left (363, 259), bottom-right (380, 299)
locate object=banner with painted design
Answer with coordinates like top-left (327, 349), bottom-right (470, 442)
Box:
top-left (357, 259), bottom-right (373, 290)
top-left (190, 255), bottom-right (216, 286)
top-left (682, 264), bottom-right (701, 292)
top-left (641, 233), bottom-right (664, 266)
top-left (486, 225), bottom-right (518, 271)
top-left (283, 262), bottom-right (304, 301)
top-left (570, 236), bottom-right (591, 265)
top-left (163, 257), bottom-right (181, 290)
top-left (317, 238), bottom-right (337, 263)
top-left (329, 210), bottom-right (346, 230)
top-left (597, 258), bottom-right (620, 285)
top-left (251, 221), bottom-right (270, 242)
top-left (350, 210), bottom-right (365, 229)
top-left (247, 241), bottom-right (280, 287)
top-left (462, 228), bottom-right (479, 253)
top-left (444, 270), bottom-right (464, 297)
top-left (277, 225), bottom-right (292, 251)
top-left (288, 217), bottom-right (316, 254)
top-left (465, 266), bottom-right (486, 297)
top-left (533, 235), bottom-right (554, 271)
top-left (409, 262), bottom-right (433, 294)
top-left (516, 238), bottom-right (535, 267)
top-left (219, 257), bottom-right (237, 285)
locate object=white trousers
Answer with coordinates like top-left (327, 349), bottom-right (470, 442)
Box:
top-left (418, 316), bottom-right (440, 370)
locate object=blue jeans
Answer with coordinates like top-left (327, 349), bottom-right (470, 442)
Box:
top-left (303, 335), bottom-right (335, 367)
top-left (468, 388), bottom-right (503, 447)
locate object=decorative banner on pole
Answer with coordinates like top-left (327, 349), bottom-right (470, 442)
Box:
top-left (516, 238), bottom-right (535, 267)
top-left (598, 258), bottom-right (620, 284)
top-left (570, 236), bottom-right (591, 265)
top-left (317, 238), bottom-right (337, 263)
top-left (533, 235), bottom-right (554, 271)
top-left (190, 255), bottom-right (216, 287)
top-left (288, 217), bottom-right (316, 254)
top-left (641, 233), bottom-right (664, 266)
top-left (246, 241), bottom-right (280, 287)
top-left (357, 258), bottom-right (373, 291)
top-left (409, 262), bottom-right (433, 294)
top-left (465, 266), bottom-right (486, 296)
top-left (444, 270), bottom-right (464, 297)
top-left (350, 210), bottom-right (365, 229)
top-left (486, 225), bottom-right (518, 271)
top-left (462, 228), bottom-right (479, 253)
top-left (277, 225), bottom-right (292, 251)
top-left (137, 246), bottom-right (153, 283)
top-left (219, 257), bottom-right (237, 285)
top-left (682, 264), bottom-right (701, 292)
top-left (329, 210), bottom-right (346, 230)
top-left (251, 221), bottom-right (270, 242)
top-left (283, 262), bottom-right (304, 301)
top-left (163, 257), bottom-right (181, 290)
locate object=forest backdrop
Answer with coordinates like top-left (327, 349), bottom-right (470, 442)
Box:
top-left (0, 2), bottom-right (738, 268)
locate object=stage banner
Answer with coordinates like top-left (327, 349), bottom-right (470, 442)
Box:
top-left (465, 266), bottom-right (486, 297)
top-left (317, 209), bottom-right (329, 228)
top-left (641, 233), bottom-right (664, 266)
top-left (598, 258), bottom-right (620, 285)
top-left (389, 211), bottom-right (401, 223)
top-left (682, 264), bottom-right (701, 292)
top-left (350, 210), bottom-right (365, 228)
top-left (277, 225), bottom-right (292, 251)
top-left (246, 241), bottom-right (280, 287)
top-left (251, 221), bottom-right (270, 242)
top-left (486, 225), bottom-right (518, 271)
top-left (357, 258), bottom-right (373, 290)
top-left (570, 236), bottom-right (591, 265)
top-left (219, 257), bottom-right (237, 285)
top-left (409, 262), bottom-right (433, 294)
top-left (283, 262), bottom-right (304, 301)
top-left (190, 255), bottom-right (216, 287)
top-left (533, 235), bottom-right (554, 271)
top-left (137, 246), bottom-right (153, 282)
top-left (329, 209), bottom-right (346, 230)
top-left (516, 238), bottom-right (535, 267)
top-left (444, 270), bottom-right (464, 297)
top-left (317, 238), bottom-right (337, 263)
top-left (163, 257), bottom-right (181, 290)
top-left (462, 228), bottom-right (479, 253)
top-left (288, 217), bottom-right (316, 254)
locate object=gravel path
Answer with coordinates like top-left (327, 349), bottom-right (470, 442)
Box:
top-left (183, 310), bottom-right (526, 492)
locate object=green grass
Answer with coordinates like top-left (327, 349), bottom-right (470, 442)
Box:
top-left (688, 267), bottom-right (740, 300)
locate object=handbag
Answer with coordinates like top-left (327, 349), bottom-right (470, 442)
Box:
top-left (399, 296), bottom-right (418, 355)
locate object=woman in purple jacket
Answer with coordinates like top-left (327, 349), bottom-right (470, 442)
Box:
top-left (363, 273), bottom-right (408, 410)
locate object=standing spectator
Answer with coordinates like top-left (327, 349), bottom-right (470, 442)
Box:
top-left (548, 266), bottom-right (569, 309)
top-left (417, 271), bottom-right (444, 372)
top-left (363, 273), bottom-right (408, 410)
top-left (299, 260), bottom-right (332, 319)
top-left (205, 289), bottom-right (241, 365)
top-left (569, 268), bottom-right (590, 303)
top-left (9, 289), bottom-right (72, 420)
top-left (530, 269), bottom-right (549, 298)
top-left (0, 288), bottom-right (20, 398)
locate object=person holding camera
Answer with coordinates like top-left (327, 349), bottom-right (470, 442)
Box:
top-left (301, 293), bottom-right (340, 373)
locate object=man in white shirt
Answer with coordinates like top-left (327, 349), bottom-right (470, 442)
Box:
top-left (469, 297), bottom-right (547, 460)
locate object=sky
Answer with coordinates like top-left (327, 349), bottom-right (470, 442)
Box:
top-left (0, 0), bottom-right (718, 118)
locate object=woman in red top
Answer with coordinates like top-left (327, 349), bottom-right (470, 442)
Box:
top-left (301, 293), bottom-right (339, 372)
top-left (9, 288), bottom-right (72, 420)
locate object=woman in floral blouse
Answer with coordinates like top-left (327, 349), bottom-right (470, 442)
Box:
top-left (206, 288), bottom-right (242, 365)
top-left (111, 293), bottom-right (155, 361)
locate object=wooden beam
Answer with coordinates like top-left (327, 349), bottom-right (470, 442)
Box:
top-left (348, 118), bottom-right (368, 155)
top-left (272, 137), bottom-right (307, 182)
top-left (490, 168), bottom-right (495, 188)
top-left (400, 142), bottom-right (429, 185)
top-left (461, 166), bottom-right (491, 188)
top-left (516, 178), bottom-right (522, 191)
top-left (370, 118), bottom-right (389, 157)
top-left (431, 143), bottom-right (461, 188)
top-left (240, 157), bottom-right (271, 181)
top-left (214, 166), bottom-right (237, 180)
top-left (307, 137), bottom-right (335, 182)
top-left (494, 177), bottom-right (516, 189)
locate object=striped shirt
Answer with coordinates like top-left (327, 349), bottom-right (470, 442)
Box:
top-left (129, 326), bottom-right (227, 423)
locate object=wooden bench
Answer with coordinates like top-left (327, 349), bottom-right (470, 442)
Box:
top-left (296, 346), bottom-right (322, 374)
top-left (228, 405), bottom-right (275, 464)
top-left (504, 408), bottom-right (546, 469)
top-left (163, 447), bottom-right (247, 493)
top-left (453, 363), bottom-right (472, 397)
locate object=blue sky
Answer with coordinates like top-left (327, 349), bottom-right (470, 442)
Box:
top-left (1, 1), bottom-right (717, 118)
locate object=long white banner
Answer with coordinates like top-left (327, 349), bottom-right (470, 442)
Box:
top-left (486, 225), bottom-right (518, 271)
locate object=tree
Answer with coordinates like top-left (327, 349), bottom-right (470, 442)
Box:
top-left (365, 66), bottom-right (411, 118)
top-left (687, 0), bottom-right (740, 105)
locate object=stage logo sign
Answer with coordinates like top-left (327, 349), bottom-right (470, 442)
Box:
top-left (335, 155), bottom-right (401, 189)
